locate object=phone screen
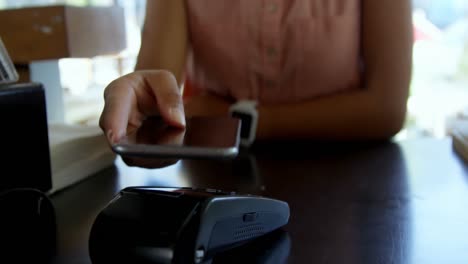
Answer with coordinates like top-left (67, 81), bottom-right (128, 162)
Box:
top-left (112, 116), bottom-right (241, 159)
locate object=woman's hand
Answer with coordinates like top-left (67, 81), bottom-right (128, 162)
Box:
top-left (116, 116), bottom-right (186, 169)
top-left (99, 70), bottom-right (186, 145)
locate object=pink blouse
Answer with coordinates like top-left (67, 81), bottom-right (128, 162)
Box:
top-left (184, 0), bottom-right (362, 104)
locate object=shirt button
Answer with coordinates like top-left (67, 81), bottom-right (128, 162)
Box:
top-left (268, 3), bottom-right (278, 13)
top-left (265, 80), bottom-right (276, 88)
top-left (267, 47), bottom-right (277, 57)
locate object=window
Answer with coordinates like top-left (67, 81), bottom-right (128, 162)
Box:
top-left (405, 0), bottom-right (468, 139)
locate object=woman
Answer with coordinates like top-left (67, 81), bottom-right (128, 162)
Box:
top-left (99, 0), bottom-right (413, 145)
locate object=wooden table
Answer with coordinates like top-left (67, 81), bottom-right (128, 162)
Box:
top-left (49, 138), bottom-right (468, 264)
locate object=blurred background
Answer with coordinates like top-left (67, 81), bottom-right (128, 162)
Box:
top-left (0, 0), bottom-right (467, 140)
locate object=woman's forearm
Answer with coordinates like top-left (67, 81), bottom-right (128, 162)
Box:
top-left (135, 0), bottom-right (188, 85)
top-left (256, 86), bottom-right (408, 141)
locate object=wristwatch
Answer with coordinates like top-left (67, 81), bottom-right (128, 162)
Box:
top-left (229, 100), bottom-right (258, 147)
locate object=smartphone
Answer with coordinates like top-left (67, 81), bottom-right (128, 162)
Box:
top-left (112, 116), bottom-right (241, 159)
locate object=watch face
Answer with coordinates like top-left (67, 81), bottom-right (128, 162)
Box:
top-left (232, 112), bottom-right (252, 139)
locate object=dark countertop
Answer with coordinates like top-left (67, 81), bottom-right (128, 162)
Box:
top-left (49, 138), bottom-right (468, 264)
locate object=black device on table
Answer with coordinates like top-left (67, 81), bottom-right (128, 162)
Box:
top-left (89, 186), bottom-right (290, 264)
top-left (0, 83), bottom-right (56, 262)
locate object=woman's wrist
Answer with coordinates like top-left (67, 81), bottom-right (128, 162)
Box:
top-left (183, 93), bottom-right (231, 117)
